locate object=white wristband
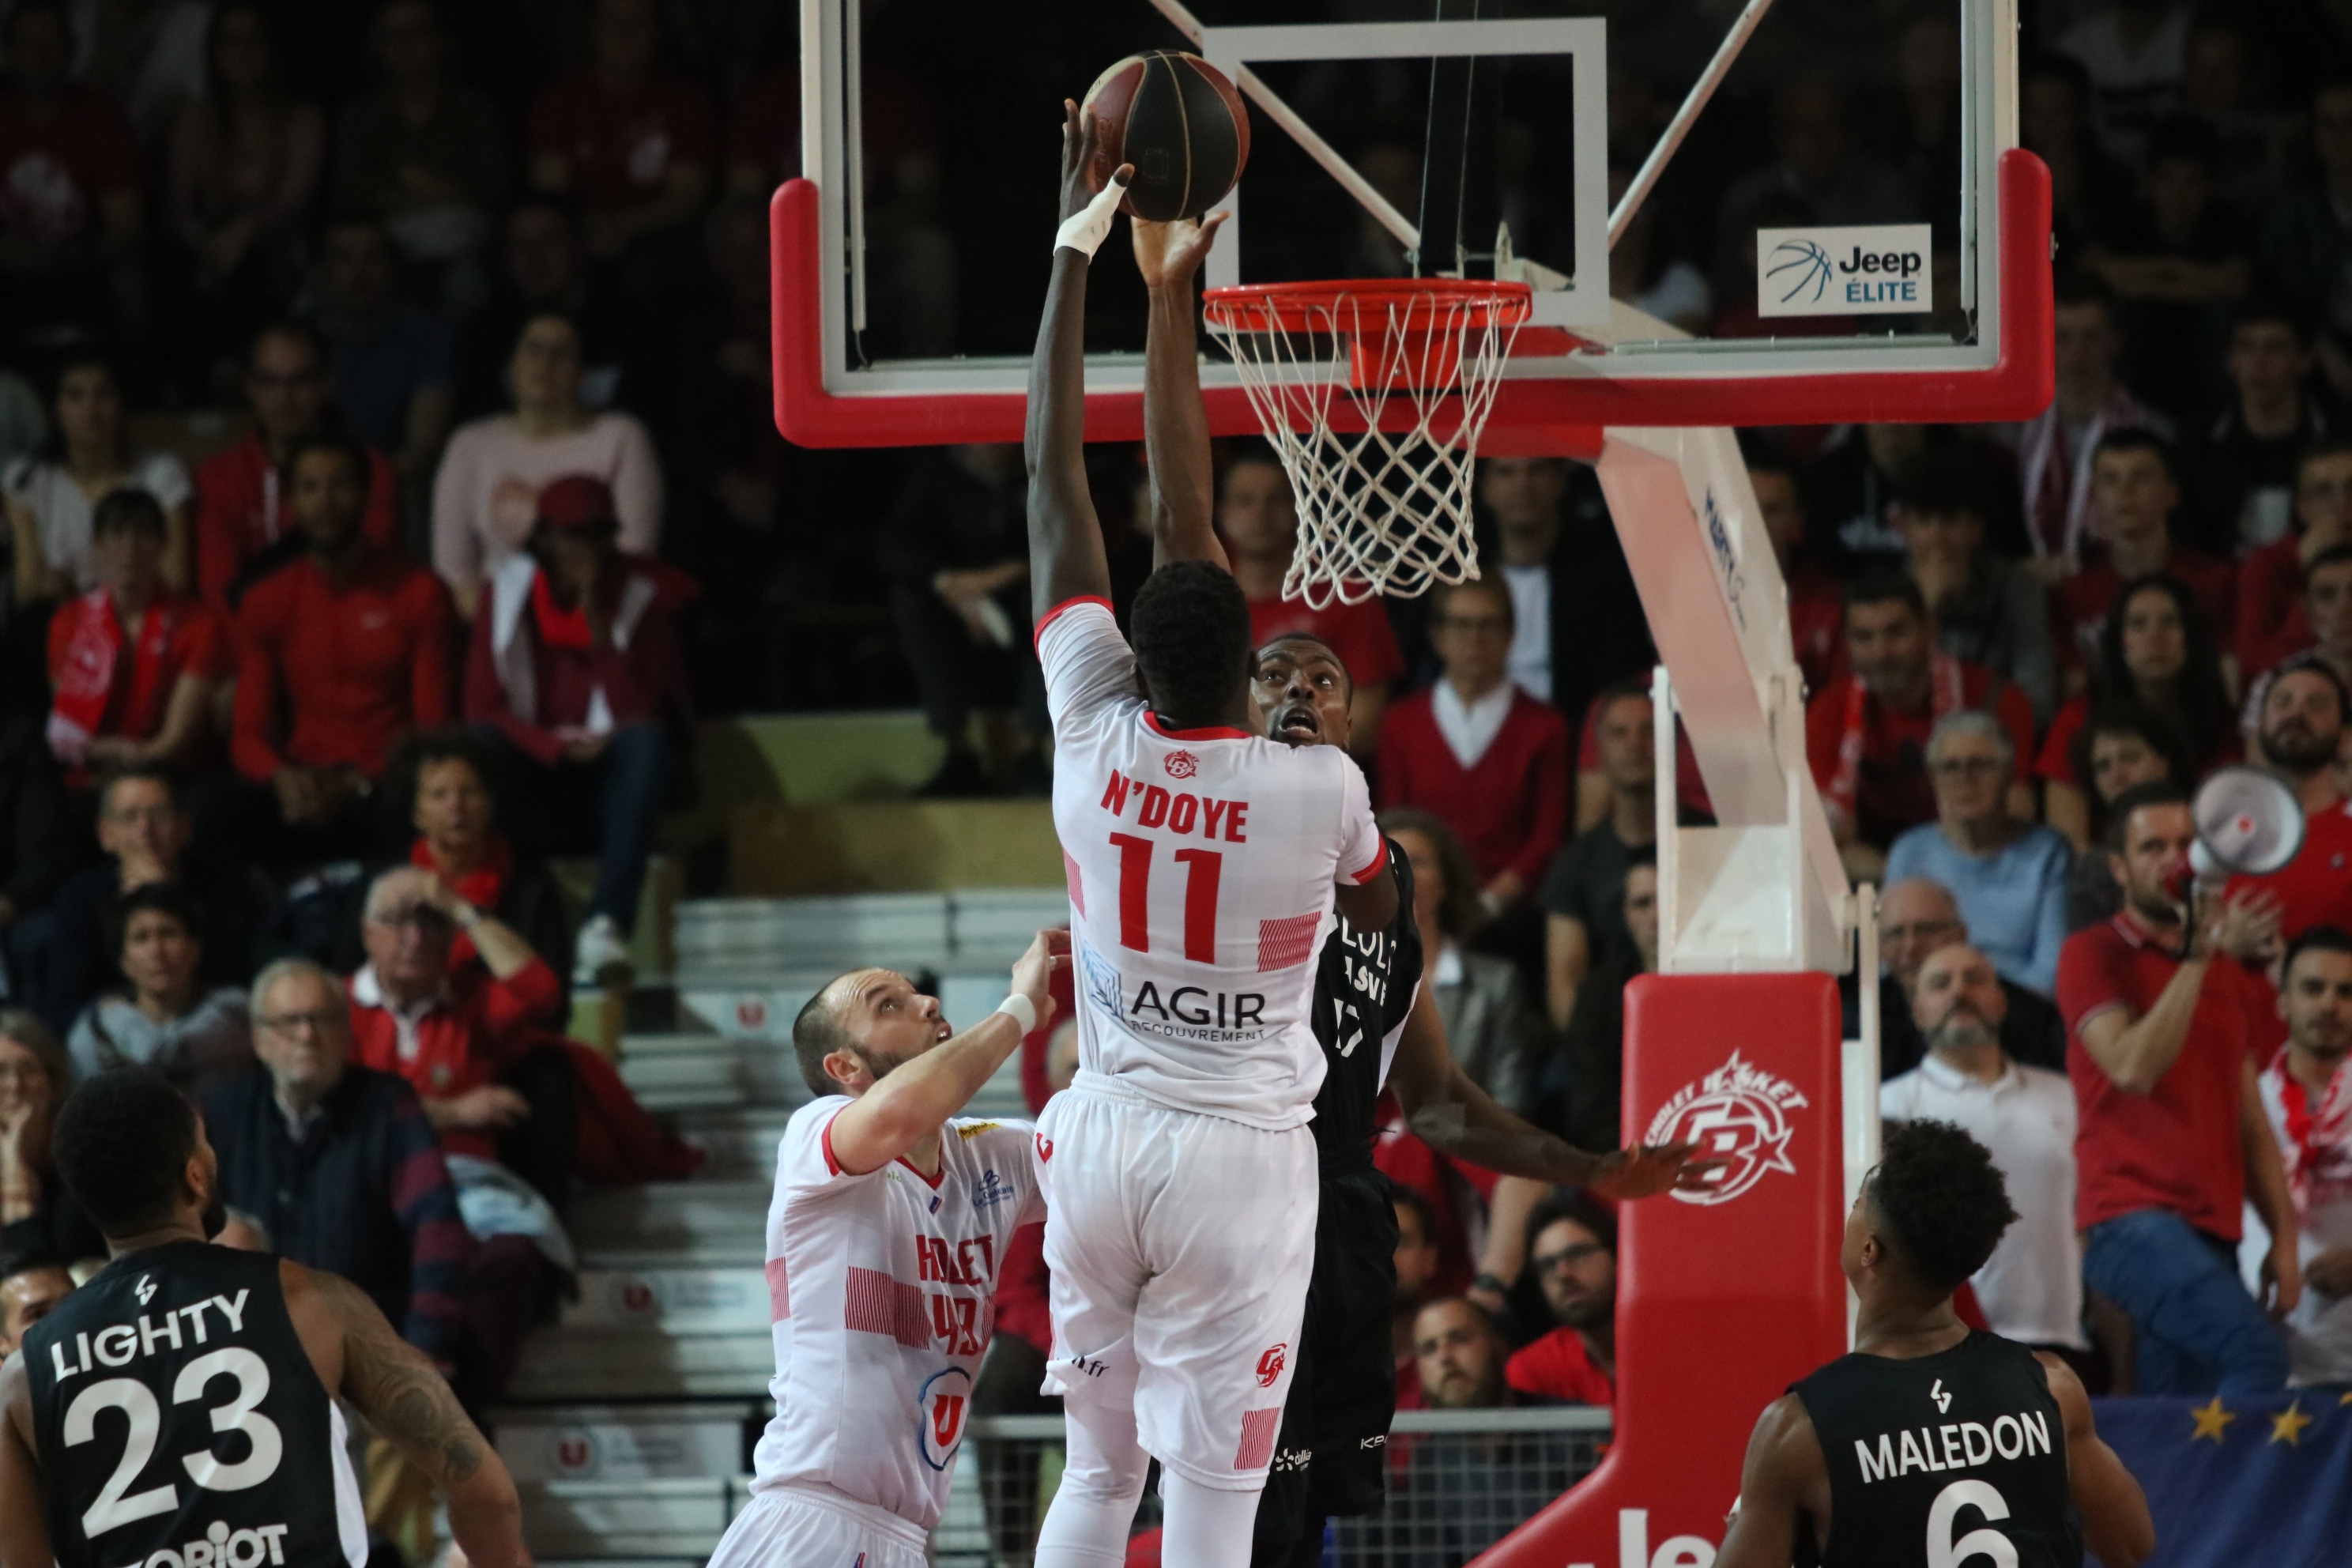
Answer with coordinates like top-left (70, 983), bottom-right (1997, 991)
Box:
top-left (1054, 176), bottom-right (1127, 258)
top-left (996, 992), bottom-right (1039, 1034)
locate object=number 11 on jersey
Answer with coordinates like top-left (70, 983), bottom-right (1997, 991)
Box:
top-left (1107, 834), bottom-right (1223, 962)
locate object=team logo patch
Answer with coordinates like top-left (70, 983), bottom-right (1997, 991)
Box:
top-left (918, 1366), bottom-right (974, 1470)
top-left (1643, 1050), bottom-right (1809, 1206)
top-left (972, 1168), bottom-right (1014, 1211)
top-left (1035, 1133), bottom-right (1053, 1163)
top-left (1164, 749), bottom-right (1198, 779)
top-left (552, 1426), bottom-right (600, 1476)
top-left (957, 1121), bottom-right (999, 1140)
top-left (1255, 1343), bottom-right (1287, 1387)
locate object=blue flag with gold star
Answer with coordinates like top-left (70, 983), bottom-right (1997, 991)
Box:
top-left (2090, 1393), bottom-right (2352, 1566)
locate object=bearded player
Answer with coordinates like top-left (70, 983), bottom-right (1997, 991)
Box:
top-left (1715, 1120), bottom-right (2153, 1568)
top-left (1129, 209), bottom-right (1716, 1564)
top-left (1024, 102), bottom-right (1399, 1568)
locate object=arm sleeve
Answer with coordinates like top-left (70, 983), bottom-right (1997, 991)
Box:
top-left (1034, 597), bottom-right (1135, 730)
top-left (430, 427), bottom-right (483, 589)
top-left (1336, 753), bottom-right (1388, 884)
top-left (229, 594), bottom-right (287, 781)
top-left (778, 1097), bottom-right (880, 1197)
top-left (407, 574), bottom-right (457, 731)
top-left (609, 416), bottom-right (662, 556)
top-left (481, 959), bottom-right (565, 1041)
top-left (1507, 711), bottom-right (1572, 885)
top-left (461, 598), bottom-right (565, 764)
top-left (389, 1091), bottom-right (473, 1360)
top-left (178, 604), bottom-right (233, 680)
top-left (2055, 927), bottom-right (2130, 1038)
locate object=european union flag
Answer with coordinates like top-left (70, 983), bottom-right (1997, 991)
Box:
top-left (2090, 1393), bottom-right (2352, 1566)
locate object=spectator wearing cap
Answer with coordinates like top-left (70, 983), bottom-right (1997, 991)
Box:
top-left (2230, 658), bottom-right (2352, 944)
top-left (1885, 711), bottom-right (2072, 997)
top-left (0, 0), bottom-right (144, 351)
top-left (2061, 780), bottom-right (2297, 1395)
top-left (2056, 431), bottom-right (2236, 682)
top-left (431, 313), bottom-right (662, 620)
top-left (1805, 571), bottom-right (2035, 882)
top-left (2011, 273), bottom-right (2169, 574)
top-left (1881, 942), bottom-right (2087, 1359)
top-left (66, 881), bottom-right (252, 1097)
top-left (36, 766), bottom-right (259, 1038)
top-left (2237, 438), bottom-right (2352, 680)
top-left (0, 1246), bottom-right (72, 1355)
top-left (227, 432), bottom-right (454, 868)
top-left (1892, 445), bottom-right (2057, 726)
top-left (2187, 300), bottom-right (2335, 559)
top-left (193, 322), bottom-right (400, 612)
top-left (463, 475), bottom-right (689, 984)
top-left (43, 489), bottom-right (230, 784)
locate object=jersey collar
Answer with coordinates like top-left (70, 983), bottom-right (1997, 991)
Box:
top-left (1144, 711), bottom-right (1253, 742)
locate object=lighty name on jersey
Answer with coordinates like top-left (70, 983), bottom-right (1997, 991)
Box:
top-left (48, 1291), bottom-right (250, 1385)
top-left (111, 1517), bottom-right (292, 1568)
top-left (1099, 772), bottom-right (1250, 842)
top-left (1853, 1411), bottom-right (2052, 1484)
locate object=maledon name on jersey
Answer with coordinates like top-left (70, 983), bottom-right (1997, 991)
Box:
top-left (24, 1242), bottom-right (366, 1568)
top-left (1038, 597), bottom-right (1385, 1130)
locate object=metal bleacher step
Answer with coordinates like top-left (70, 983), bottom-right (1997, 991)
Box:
top-left (615, 1035), bottom-right (805, 1113)
top-left (495, 1402), bottom-right (757, 1483)
top-left (569, 1182), bottom-right (771, 1257)
top-left (516, 1476), bottom-right (739, 1559)
top-left (560, 1266), bottom-right (770, 1332)
top-left (670, 1108), bottom-right (795, 1179)
top-left (508, 1326), bottom-right (776, 1401)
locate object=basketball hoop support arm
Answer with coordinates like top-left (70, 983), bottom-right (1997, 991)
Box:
top-left (1608, 0), bottom-right (1780, 247)
top-left (1142, 0), bottom-right (1420, 251)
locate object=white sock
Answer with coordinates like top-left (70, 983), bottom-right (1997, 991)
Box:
top-left (1159, 1470), bottom-right (1267, 1568)
top-left (1031, 1404), bottom-right (1150, 1567)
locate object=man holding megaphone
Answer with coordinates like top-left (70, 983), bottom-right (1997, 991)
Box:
top-left (2057, 780), bottom-right (2301, 1395)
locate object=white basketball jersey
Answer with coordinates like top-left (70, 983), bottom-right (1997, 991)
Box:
top-left (748, 1098), bottom-right (1044, 1529)
top-left (1038, 597), bottom-right (1386, 1130)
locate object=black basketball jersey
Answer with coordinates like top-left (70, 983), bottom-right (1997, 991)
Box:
top-left (24, 1242), bottom-right (360, 1568)
top-left (1791, 1332), bottom-right (2082, 1568)
top-left (1306, 839), bottom-right (1425, 1159)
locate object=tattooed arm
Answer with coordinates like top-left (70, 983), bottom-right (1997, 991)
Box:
top-left (287, 1263), bottom-right (524, 1568)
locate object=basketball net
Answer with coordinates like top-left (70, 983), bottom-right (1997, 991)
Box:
top-left (1202, 279), bottom-right (1531, 607)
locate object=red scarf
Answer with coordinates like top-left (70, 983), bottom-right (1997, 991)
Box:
top-left (1826, 652), bottom-right (1966, 826)
top-left (412, 835), bottom-right (514, 970)
top-left (2272, 1054), bottom-right (2352, 1221)
top-left (49, 590), bottom-right (183, 758)
top-left (530, 571), bottom-right (596, 650)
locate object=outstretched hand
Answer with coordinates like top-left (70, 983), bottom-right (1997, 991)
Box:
top-left (1132, 213), bottom-right (1228, 290)
top-left (1059, 99), bottom-right (1132, 224)
top-left (1585, 1140), bottom-right (1725, 1201)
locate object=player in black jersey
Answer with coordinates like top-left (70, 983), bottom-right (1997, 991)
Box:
top-left (0, 1070), bottom-right (522, 1568)
top-left (1717, 1120), bottom-right (2153, 1568)
top-left (1127, 209), bottom-right (1715, 1566)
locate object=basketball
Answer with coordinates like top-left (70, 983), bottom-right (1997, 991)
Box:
top-left (1081, 50), bottom-right (1250, 223)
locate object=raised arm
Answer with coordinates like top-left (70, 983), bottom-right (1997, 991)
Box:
top-left (2034, 1352), bottom-right (2154, 1568)
top-left (1134, 216), bottom-right (1229, 570)
top-left (300, 1267), bottom-right (522, 1568)
top-left (1025, 103), bottom-right (1128, 620)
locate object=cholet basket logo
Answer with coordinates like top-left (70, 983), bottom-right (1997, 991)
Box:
top-left (1643, 1050), bottom-right (1809, 1205)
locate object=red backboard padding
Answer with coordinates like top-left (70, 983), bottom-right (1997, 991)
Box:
top-left (1475, 971), bottom-right (1848, 1568)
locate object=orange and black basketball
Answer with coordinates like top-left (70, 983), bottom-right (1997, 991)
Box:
top-left (1081, 50), bottom-right (1251, 222)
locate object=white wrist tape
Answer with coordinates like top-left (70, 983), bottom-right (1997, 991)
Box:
top-left (996, 992), bottom-right (1039, 1034)
top-left (1054, 177), bottom-right (1127, 258)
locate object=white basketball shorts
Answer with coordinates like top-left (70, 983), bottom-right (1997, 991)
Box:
top-left (1033, 1073), bottom-right (1319, 1491)
top-left (706, 1484), bottom-right (928, 1568)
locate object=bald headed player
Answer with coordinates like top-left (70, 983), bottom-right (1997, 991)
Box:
top-left (708, 931), bottom-right (1064, 1568)
top-left (1716, 1120), bottom-right (2154, 1568)
top-left (1131, 212), bottom-right (1713, 1566)
top-left (1025, 106), bottom-right (1402, 1568)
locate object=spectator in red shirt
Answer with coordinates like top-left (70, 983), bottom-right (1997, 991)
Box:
top-left (1750, 447), bottom-right (1845, 697)
top-left (44, 489), bottom-right (230, 782)
top-left (1219, 443), bottom-right (1399, 761)
top-left (193, 322), bottom-right (398, 611)
top-left (2237, 437), bottom-right (2352, 680)
top-left (463, 475), bottom-right (689, 986)
top-left (2060, 781), bottom-right (2298, 1393)
top-left (2055, 431), bottom-right (2237, 682)
top-left (1502, 1193), bottom-right (1618, 1407)
top-left (2040, 574), bottom-right (2239, 847)
top-left (0, 0), bottom-right (144, 349)
top-left (527, 0), bottom-right (714, 270)
top-left (227, 433), bottom-right (454, 867)
top-left (1806, 571), bottom-right (2036, 882)
top-left (1377, 578), bottom-right (1570, 923)
top-left (347, 865), bottom-right (571, 1399)
top-left (2231, 657), bottom-right (2352, 942)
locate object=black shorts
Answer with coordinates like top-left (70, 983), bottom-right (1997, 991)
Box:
top-left (1252, 1165), bottom-right (1400, 1562)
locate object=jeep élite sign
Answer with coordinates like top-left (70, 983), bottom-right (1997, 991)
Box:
top-left (1757, 224), bottom-right (1933, 316)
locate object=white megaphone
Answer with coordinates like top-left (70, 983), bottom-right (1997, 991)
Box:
top-left (2187, 766), bottom-right (2307, 888)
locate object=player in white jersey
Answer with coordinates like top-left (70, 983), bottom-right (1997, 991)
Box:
top-left (1024, 104), bottom-right (1399, 1568)
top-left (707, 929), bottom-right (1065, 1568)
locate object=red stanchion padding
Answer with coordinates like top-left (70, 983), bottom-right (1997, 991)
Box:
top-left (1476, 972), bottom-right (1849, 1568)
